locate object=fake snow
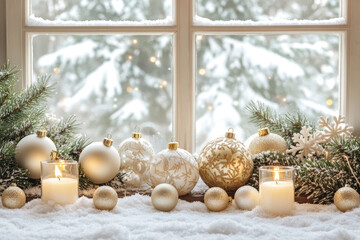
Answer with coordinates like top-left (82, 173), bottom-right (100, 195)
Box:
top-left (1, 194), bottom-right (359, 240)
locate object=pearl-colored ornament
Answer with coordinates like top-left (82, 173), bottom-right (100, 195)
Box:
top-left (93, 186), bottom-right (118, 210)
top-left (79, 137), bottom-right (120, 184)
top-left (1, 183), bottom-right (26, 209)
top-left (334, 186), bottom-right (360, 212)
top-left (198, 129), bottom-right (253, 191)
top-left (150, 141), bottom-right (199, 196)
top-left (248, 127), bottom-right (287, 155)
top-left (234, 185), bottom-right (259, 210)
top-left (15, 130), bottom-right (57, 179)
top-left (151, 183), bottom-right (178, 212)
top-left (204, 187), bottom-right (231, 212)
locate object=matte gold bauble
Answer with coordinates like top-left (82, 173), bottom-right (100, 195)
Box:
top-left (198, 129), bottom-right (253, 191)
top-left (234, 185), bottom-right (259, 210)
top-left (93, 186), bottom-right (118, 210)
top-left (15, 130), bottom-right (57, 179)
top-left (79, 137), bottom-right (121, 184)
top-left (204, 187), bottom-right (231, 212)
top-left (150, 141), bottom-right (199, 196)
top-left (1, 183), bottom-right (26, 209)
top-left (248, 128), bottom-right (287, 155)
top-left (334, 186), bottom-right (360, 212)
top-left (151, 183), bottom-right (178, 212)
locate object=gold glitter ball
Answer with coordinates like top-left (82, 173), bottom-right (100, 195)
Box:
top-left (93, 186), bottom-right (118, 210)
top-left (151, 183), bottom-right (178, 212)
top-left (204, 187), bottom-right (231, 212)
top-left (1, 183), bottom-right (26, 209)
top-left (334, 186), bottom-right (360, 212)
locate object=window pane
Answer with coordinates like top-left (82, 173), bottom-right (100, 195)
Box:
top-left (196, 34), bottom-right (340, 152)
top-left (30, 0), bottom-right (172, 23)
top-left (33, 35), bottom-right (173, 152)
top-left (196, 0), bottom-right (341, 22)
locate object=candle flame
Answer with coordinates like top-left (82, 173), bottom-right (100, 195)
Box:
top-left (274, 167), bottom-right (280, 182)
top-left (55, 165), bottom-right (62, 180)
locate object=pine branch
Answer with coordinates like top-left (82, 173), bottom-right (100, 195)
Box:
top-left (0, 62), bottom-right (18, 107)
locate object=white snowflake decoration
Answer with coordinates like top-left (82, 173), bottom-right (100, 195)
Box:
top-left (317, 115), bottom-right (353, 142)
top-left (287, 127), bottom-right (324, 161)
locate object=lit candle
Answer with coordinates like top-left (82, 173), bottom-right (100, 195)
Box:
top-left (41, 159), bottom-right (79, 205)
top-left (259, 166), bottom-right (295, 215)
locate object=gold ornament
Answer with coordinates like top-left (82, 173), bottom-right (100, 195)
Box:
top-left (151, 183), bottom-right (178, 212)
top-left (198, 128), bottom-right (253, 191)
top-left (204, 187), bottom-right (231, 212)
top-left (248, 127), bottom-right (287, 155)
top-left (1, 183), bottom-right (26, 209)
top-left (119, 131), bottom-right (154, 190)
top-left (334, 186), bottom-right (360, 212)
top-left (93, 186), bottom-right (118, 210)
top-left (79, 136), bottom-right (121, 184)
top-left (15, 130), bottom-right (57, 179)
top-left (150, 141), bottom-right (199, 196)
top-left (234, 185), bottom-right (259, 210)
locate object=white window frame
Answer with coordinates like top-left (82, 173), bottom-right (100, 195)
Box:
top-left (6, 0), bottom-right (360, 153)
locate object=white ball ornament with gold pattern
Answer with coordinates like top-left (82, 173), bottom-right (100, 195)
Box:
top-left (247, 127), bottom-right (287, 155)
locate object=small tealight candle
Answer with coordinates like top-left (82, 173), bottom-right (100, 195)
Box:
top-left (41, 158), bottom-right (79, 205)
top-left (259, 166), bottom-right (295, 215)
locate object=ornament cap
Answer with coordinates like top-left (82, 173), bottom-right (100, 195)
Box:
top-left (10, 183), bottom-right (17, 187)
top-left (50, 151), bottom-right (58, 160)
top-left (225, 128), bottom-right (235, 139)
top-left (103, 137), bottom-right (113, 147)
top-left (168, 142), bottom-right (179, 150)
top-left (228, 196), bottom-right (233, 204)
top-left (132, 132), bottom-right (142, 139)
top-left (36, 129), bottom-right (47, 138)
top-left (258, 127), bottom-right (270, 136)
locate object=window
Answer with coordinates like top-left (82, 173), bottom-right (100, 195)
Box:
top-left (6, 0), bottom-right (360, 153)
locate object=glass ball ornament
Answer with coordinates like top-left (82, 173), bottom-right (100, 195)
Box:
top-left (118, 131), bottom-right (154, 189)
top-left (247, 127), bottom-right (287, 155)
top-left (151, 183), bottom-right (178, 212)
top-left (15, 130), bottom-right (57, 179)
top-left (150, 141), bottom-right (199, 196)
top-left (93, 186), bottom-right (118, 211)
top-left (334, 185), bottom-right (360, 212)
top-left (79, 137), bottom-right (120, 184)
top-left (1, 183), bottom-right (26, 209)
top-left (204, 187), bottom-right (231, 212)
top-left (234, 185), bottom-right (259, 211)
top-left (198, 128), bottom-right (253, 191)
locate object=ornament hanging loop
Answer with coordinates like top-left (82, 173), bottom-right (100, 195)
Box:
top-left (225, 128), bottom-right (235, 139)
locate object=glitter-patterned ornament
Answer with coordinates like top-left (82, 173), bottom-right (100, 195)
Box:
top-left (334, 186), bottom-right (360, 212)
top-left (151, 183), bottom-right (178, 212)
top-left (93, 186), bottom-right (118, 210)
top-left (79, 137), bottom-right (120, 184)
top-left (15, 130), bottom-right (57, 179)
top-left (1, 183), bottom-right (26, 209)
top-left (119, 131), bottom-right (154, 189)
top-left (204, 187), bottom-right (231, 212)
top-left (198, 129), bottom-right (253, 191)
top-left (234, 185), bottom-right (259, 210)
top-left (149, 141), bottom-right (199, 196)
top-left (248, 127), bottom-right (287, 155)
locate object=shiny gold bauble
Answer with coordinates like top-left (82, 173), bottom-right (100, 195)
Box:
top-left (93, 186), bottom-right (118, 210)
top-left (334, 186), bottom-right (360, 212)
top-left (79, 137), bottom-right (121, 184)
top-left (248, 128), bottom-right (287, 155)
top-left (198, 129), bottom-right (253, 191)
top-left (234, 185), bottom-right (259, 210)
top-left (15, 130), bottom-right (57, 179)
top-left (151, 183), bottom-right (178, 212)
top-left (204, 187), bottom-right (231, 212)
top-left (1, 183), bottom-right (26, 209)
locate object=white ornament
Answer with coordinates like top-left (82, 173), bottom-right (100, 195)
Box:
top-left (287, 127), bottom-right (324, 161)
top-left (150, 141), bottom-right (199, 196)
top-left (318, 115), bottom-right (353, 142)
top-left (119, 132), bottom-right (154, 189)
top-left (234, 185), bottom-right (259, 211)
top-left (15, 130), bottom-right (57, 179)
top-left (79, 137), bottom-right (120, 184)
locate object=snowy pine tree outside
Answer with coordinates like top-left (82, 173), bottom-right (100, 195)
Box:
top-left (31, 0), bottom-right (340, 153)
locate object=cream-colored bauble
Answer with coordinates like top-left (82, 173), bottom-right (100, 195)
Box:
top-left (93, 186), bottom-right (118, 210)
top-left (234, 185), bottom-right (259, 210)
top-left (1, 183), bottom-right (26, 209)
top-left (150, 141), bottom-right (199, 196)
top-left (79, 137), bottom-right (120, 184)
top-left (151, 183), bottom-right (178, 212)
top-left (334, 186), bottom-right (360, 212)
top-left (204, 187), bottom-right (231, 212)
top-left (198, 129), bottom-right (253, 191)
top-left (119, 131), bottom-right (154, 189)
top-left (15, 130), bottom-right (57, 179)
top-left (248, 127), bottom-right (287, 155)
